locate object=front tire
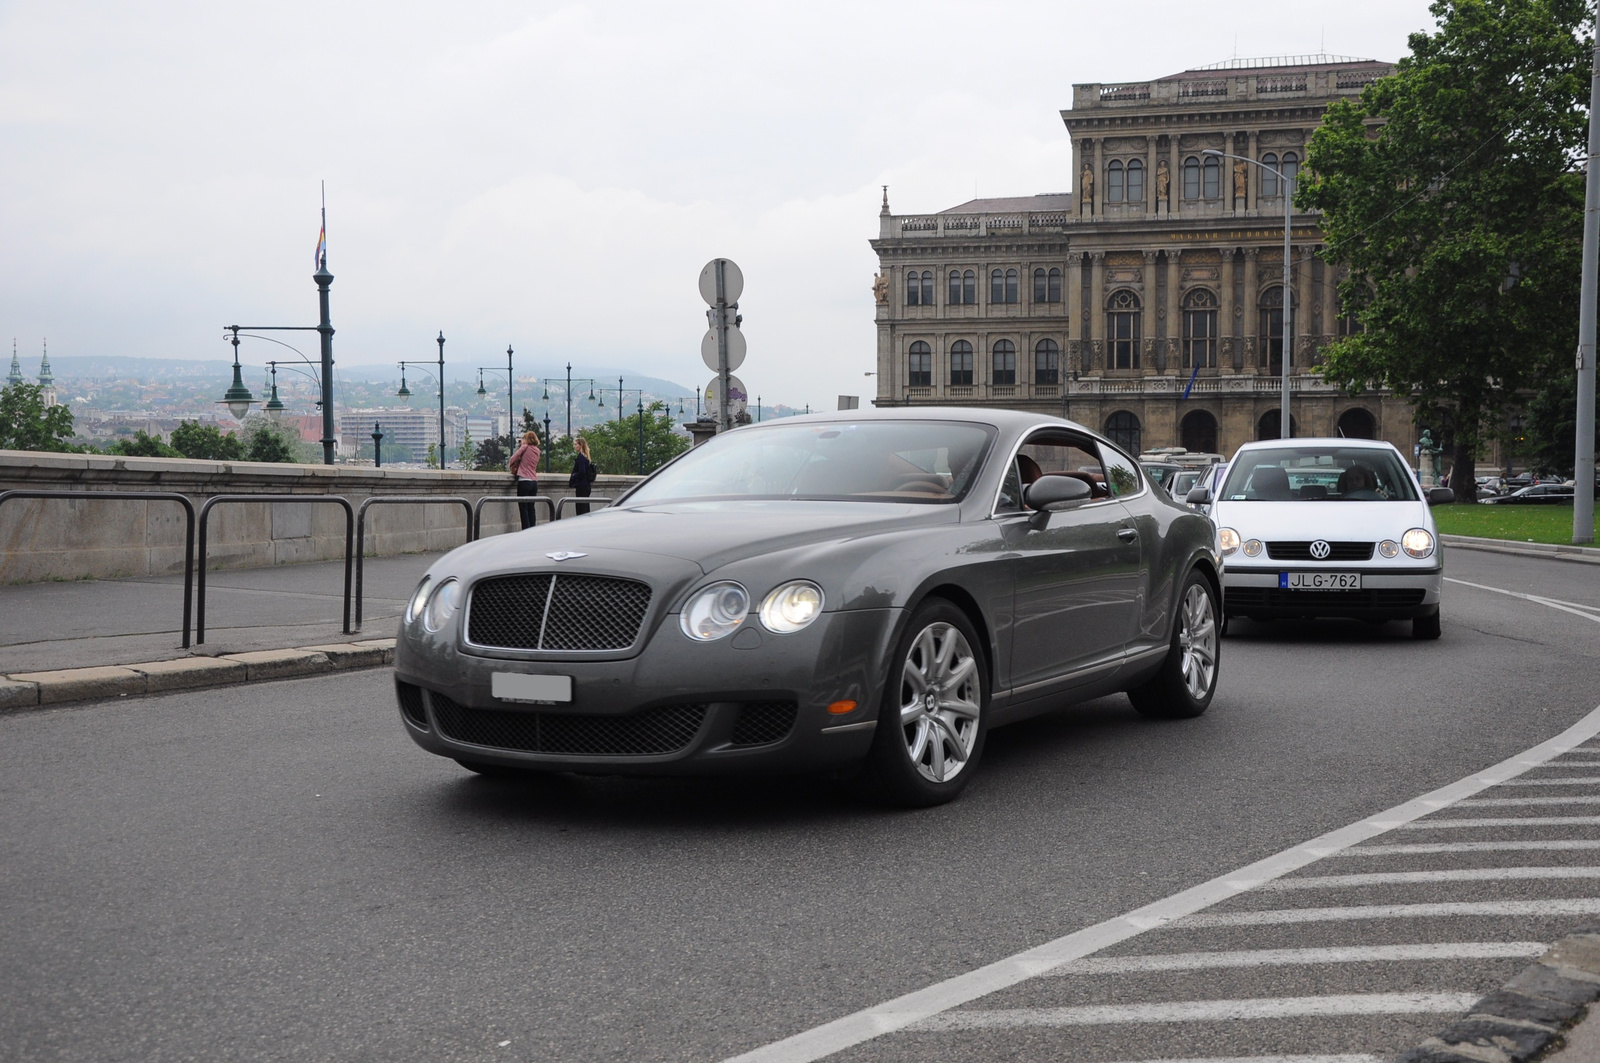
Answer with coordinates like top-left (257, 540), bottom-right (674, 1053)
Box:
top-left (1129, 571), bottom-right (1220, 720)
top-left (1412, 610), bottom-right (1441, 640)
top-left (864, 600), bottom-right (988, 807)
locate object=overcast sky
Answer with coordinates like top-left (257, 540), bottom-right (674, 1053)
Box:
top-left (0, 0), bottom-right (1438, 412)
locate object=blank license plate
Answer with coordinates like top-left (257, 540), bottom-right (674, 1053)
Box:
top-left (1281, 571), bottom-right (1362, 591)
top-left (491, 673), bottom-right (573, 704)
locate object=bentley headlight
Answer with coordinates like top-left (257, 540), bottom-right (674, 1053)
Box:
top-left (422, 578), bottom-right (461, 633)
top-left (406, 576), bottom-right (432, 625)
top-left (680, 581), bottom-right (749, 641)
top-left (760, 581), bottom-right (824, 634)
top-left (1378, 539), bottom-right (1400, 558)
top-left (1402, 528), bottom-right (1435, 559)
top-left (1219, 528), bottom-right (1241, 556)
top-left (1242, 539), bottom-right (1263, 557)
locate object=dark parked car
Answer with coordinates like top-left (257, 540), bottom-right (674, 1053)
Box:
top-left (394, 409), bottom-right (1223, 805)
top-left (1479, 483), bottom-right (1575, 505)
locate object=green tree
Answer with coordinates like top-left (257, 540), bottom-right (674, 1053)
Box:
top-left (170, 421), bottom-right (245, 461)
top-left (581, 401), bottom-right (689, 476)
top-left (1523, 363), bottom-right (1600, 477)
top-left (105, 429), bottom-right (181, 458)
top-left (0, 382), bottom-right (78, 452)
top-left (1300, 0), bottom-right (1590, 501)
top-left (473, 433), bottom-right (514, 472)
top-left (244, 421), bottom-right (300, 463)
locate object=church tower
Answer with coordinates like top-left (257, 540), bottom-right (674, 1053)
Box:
top-left (37, 339), bottom-right (56, 407)
top-left (6, 339), bottom-right (21, 387)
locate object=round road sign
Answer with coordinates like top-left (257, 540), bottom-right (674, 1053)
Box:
top-left (705, 374), bottom-right (748, 417)
top-left (701, 328), bottom-right (747, 372)
top-left (698, 258), bottom-right (744, 306)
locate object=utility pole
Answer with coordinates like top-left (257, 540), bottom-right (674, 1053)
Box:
top-left (436, 332), bottom-right (446, 469)
top-left (1575, 20), bottom-right (1599, 544)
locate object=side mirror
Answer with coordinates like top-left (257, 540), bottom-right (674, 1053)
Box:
top-left (1024, 476), bottom-right (1092, 527)
top-left (1185, 486), bottom-right (1213, 506)
top-left (1428, 487), bottom-right (1455, 506)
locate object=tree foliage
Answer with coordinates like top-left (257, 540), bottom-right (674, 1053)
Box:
top-left (105, 429), bottom-right (180, 458)
top-left (0, 383), bottom-right (79, 452)
top-left (579, 402), bottom-right (689, 476)
top-left (241, 420), bottom-right (301, 463)
top-left (170, 421), bottom-right (245, 461)
top-left (1300, 0), bottom-right (1591, 499)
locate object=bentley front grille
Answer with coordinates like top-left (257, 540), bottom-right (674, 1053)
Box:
top-left (467, 573), bottom-right (652, 651)
top-left (428, 691), bottom-right (707, 757)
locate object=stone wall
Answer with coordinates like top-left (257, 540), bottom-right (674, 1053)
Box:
top-left (0, 451), bottom-right (640, 584)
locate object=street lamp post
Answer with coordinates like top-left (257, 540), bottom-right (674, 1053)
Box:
top-left (397, 359), bottom-right (445, 469)
top-left (542, 413), bottom-right (553, 473)
top-left (1205, 148), bottom-right (1294, 439)
top-left (561, 362), bottom-right (599, 441)
top-left (371, 422), bottom-right (383, 468)
top-left (436, 332), bottom-right (446, 468)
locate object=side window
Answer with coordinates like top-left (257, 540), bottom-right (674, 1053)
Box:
top-left (1013, 431), bottom-right (1110, 506)
top-left (996, 461), bottom-right (1024, 514)
top-left (1098, 443), bottom-right (1143, 498)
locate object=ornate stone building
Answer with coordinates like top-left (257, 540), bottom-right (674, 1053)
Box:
top-left (871, 55), bottom-right (1420, 458)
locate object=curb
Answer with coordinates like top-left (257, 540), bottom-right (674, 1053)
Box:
top-left (0, 639), bottom-right (396, 712)
top-left (1443, 534), bottom-right (1600, 565)
top-left (1399, 931), bottom-right (1600, 1062)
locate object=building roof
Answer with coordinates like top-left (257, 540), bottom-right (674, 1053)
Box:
top-left (938, 193), bottom-right (1073, 214)
top-left (1161, 53), bottom-right (1389, 81)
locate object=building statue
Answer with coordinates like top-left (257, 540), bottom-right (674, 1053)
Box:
top-left (1233, 161), bottom-right (1247, 200)
top-left (1154, 159), bottom-right (1170, 204)
top-left (872, 272), bottom-right (889, 304)
top-left (1418, 429), bottom-right (1442, 487)
top-left (1080, 164), bottom-right (1094, 204)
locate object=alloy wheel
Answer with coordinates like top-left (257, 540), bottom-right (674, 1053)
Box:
top-left (1178, 583), bottom-right (1218, 700)
top-left (899, 621), bottom-right (981, 784)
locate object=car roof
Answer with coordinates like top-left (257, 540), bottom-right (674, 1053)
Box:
top-left (730, 405), bottom-right (1114, 446)
top-left (1232, 437), bottom-right (1398, 452)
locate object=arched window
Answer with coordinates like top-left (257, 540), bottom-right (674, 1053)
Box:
top-left (1126, 159), bottom-right (1144, 203)
top-left (963, 269), bottom-right (976, 304)
top-left (1256, 409), bottom-right (1299, 441)
top-left (949, 270), bottom-right (963, 305)
top-left (920, 270), bottom-right (933, 305)
top-left (992, 340), bottom-right (1017, 385)
top-left (1337, 407), bottom-right (1377, 439)
top-left (1261, 153), bottom-right (1280, 197)
top-left (906, 270), bottom-right (932, 306)
top-left (1202, 155), bottom-right (1221, 199)
top-left (908, 341), bottom-right (932, 387)
top-left (1107, 289), bottom-right (1142, 369)
top-left (1281, 151), bottom-right (1299, 196)
top-left (1004, 268), bottom-right (1018, 303)
top-left (1180, 410), bottom-right (1218, 454)
top-left (950, 340), bottom-right (974, 385)
top-left (1259, 286), bottom-right (1285, 371)
top-left (1047, 267), bottom-right (1061, 302)
top-left (1034, 339), bottom-right (1060, 385)
top-left (1182, 288), bottom-right (1218, 369)
top-left (990, 269), bottom-right (1005, 304)
top-left (1105, 411), bottom-right (1142, 453)
top-left (1033, 268), bottom-right (1047, 303)
top-left (1183, 156), bottom-right (1201, 200)
top-left (1107, 160), bottom-right (1125, 203)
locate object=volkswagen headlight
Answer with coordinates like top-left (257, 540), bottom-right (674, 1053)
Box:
top-left (1219, 528), bottom-right (1241, 556)
top-left (1402, 528), bottom-right (1435, 559)
top-left (759, 581), bottom-right (824, 634)
top-left (1242, 539), bottom-right (1263, 557)
top-left (680, 581), bottom-right (749, 641)
top-left (405, 576), bottom-right (432, 625)
top-left (1378, 539), bottom-right (1400, 558)
top-left (422, 578), bottom-right (461, 633)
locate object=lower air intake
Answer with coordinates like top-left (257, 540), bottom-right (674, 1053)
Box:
top-left (396, 680), bottom-right (428, 729)
top-left (729, 701), bottom-right (799, 746)
top-left (429, 691), bottom-right (707, 757)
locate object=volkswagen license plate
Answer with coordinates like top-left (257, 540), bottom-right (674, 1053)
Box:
top-left (1281, 571), bottom-right (1362, 591)
top-left (492, 672), bottom-right (573, 704)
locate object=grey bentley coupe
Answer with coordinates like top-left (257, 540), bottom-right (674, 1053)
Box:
top-left (394, 408), bottom-right (1221, 805)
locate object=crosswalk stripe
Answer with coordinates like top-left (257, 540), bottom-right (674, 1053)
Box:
top-left (1401, 815), bottom-right (1600, 829)
top-left (911, 993), bottom-right (1480, 1030)
top-left (1049, 942), bottom-right (1545, 974)
top-left (1458, 796), bottom-right (1600, 806)
top-left (1340, 839), bottom-right (1600, 855)
top-left (1260, 867), bottom-right (1600, 889)
top-left (1179, 898), bottom-right (1600, 928)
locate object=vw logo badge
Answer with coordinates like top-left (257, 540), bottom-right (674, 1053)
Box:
top-left (545, 551), bottom-right (587, 562)
top-left (1309, 540), bottom-right (1332, 560)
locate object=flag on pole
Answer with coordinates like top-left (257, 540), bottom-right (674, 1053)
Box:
top-left (1181, 362), bottom-right (1200, 399)
top-left (314, 220), bottom-right (326, 269)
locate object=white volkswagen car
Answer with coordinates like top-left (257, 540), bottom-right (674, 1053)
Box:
top-left (1194, 438), bottom-right (1454, 639)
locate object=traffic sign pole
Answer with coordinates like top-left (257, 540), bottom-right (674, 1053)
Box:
top-left (716, 261), bottom-right (730, 432)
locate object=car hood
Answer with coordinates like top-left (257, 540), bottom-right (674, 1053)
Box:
top-left (1211, 500), bottom-right (1432, 541)
top-left (439, 500), bottom-right (960, 575)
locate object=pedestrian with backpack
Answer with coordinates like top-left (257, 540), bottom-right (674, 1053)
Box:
top-left (569, 437), bottom-right (597, 515)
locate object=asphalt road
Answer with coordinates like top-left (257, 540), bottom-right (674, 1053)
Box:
top-left (2, 547), bottom-right (1598, 1062)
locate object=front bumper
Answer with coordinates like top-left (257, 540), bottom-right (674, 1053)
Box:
top-left (393, 608), bottom-right (901, 775)
top-left (1221, 563), bottom-right (1442, 619)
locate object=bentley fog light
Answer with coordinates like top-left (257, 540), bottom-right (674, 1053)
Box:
top-left (422, 578), bottom-right (461, 633)
top-left (405, 576), bottom-right (432, 625)
top-left (1218, 528), bottom-right (1241, 556)
top-left (680, 581), bottom-right (749, 641)
top-left (760, 581), bottom-right (824, 634)
top-left (1378, 539), bottom-right (1400, 558)
top-left (1242, 539), bottom-right (1263, 558)
top-left (1402, 528), bottom-right (1435, 559)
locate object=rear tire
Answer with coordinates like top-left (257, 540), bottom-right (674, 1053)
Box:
top-left (1412, 611), bottom-right (1441, 640)
top-left (864, 600), bottom-right (988, 807)
top-left (1129, 570), bottom-right (1220, 720)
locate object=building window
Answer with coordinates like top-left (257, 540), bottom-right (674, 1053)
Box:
top-left (1261, 153), bottom-right (1279, 197)
top-left (908, 341), bottom-right (932, 387)
top-left (1282, 151), bottom-right (1299, 196)
top-left (1034, 339), bottom-right (1060, 384)
top-left (1033, 268), bottom-right (1047, 303)
top-left (1182, 288), bottom-right (1218, 369)
top-left (1180, 410), bottom-right (1218, 454)
top-left (1337, 407), bottom-right (1377, 439)
top-left (949, 269), bottom-right (977, 305)
top-left (1202, 155), bottom-right (1221, 199)
top-left (991, 268), bottom-right (1019, 304)
top-left (906, 270), bottom-right (932, 306)
top-left (1034, 267), bottom-right (1063, 303)
top-left (1259, 285), bottom-right (1285, 371)
top-left (950, 340), bottom-right (974, 385)
top-left (1005, 268), bottom-right (1018, 303)
top-left (1048, 267), bottom-right (1061, 302)
top-left (992, 340), bottom-right (1017, 385)
top-left (1107, 160), bottom-right (1125, 203)
top-left (1337, 312), bottom-right (1365, 337)
top-left (1105, 410), bottom-right (1142, 454)
top-left (1183, 156), bottom-right (1201, 200)
top-left (921, 270), bottom-right (933, 304)
top-left (1126, 158), bottom-right (1144, 203)
top-left (1107, 289), bottom-right (1141, 369)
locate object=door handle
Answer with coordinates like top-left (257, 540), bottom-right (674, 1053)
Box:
top-left (1117, 527), bottom-right (1139, 542)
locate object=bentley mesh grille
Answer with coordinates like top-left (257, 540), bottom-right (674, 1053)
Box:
top-left (396, 680), bottom-right (428, 729)
top-left (467, 573), bottom-right (650, 651)
top-left (1265, 541), bottom-right (1375, 561)
top-left (728, 701), bottom-right (799, 747)
top-left (428, 690), bottom-right (706, 756)
top-left (1227, 588), bottom-right (1426, 610)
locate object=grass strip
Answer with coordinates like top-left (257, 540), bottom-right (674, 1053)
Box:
top-left (1433, 503), bottom-right (1599, 546)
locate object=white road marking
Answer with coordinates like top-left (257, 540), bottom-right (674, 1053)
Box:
top-left (1088, 1057), bottom-right (1381, 1063)
top-left (1259, 867), bottom-right (1600, 889)
top-left (1048, 943), bottom-right (1544, 974)
top-left (1340, 840), bottom-right (1600, 856)
top-left (1444, 577), bottom-right (1600, 625)
top-left (1495, 777), bottom-right (1600, 785)
top-left (1401, 815), bottom-right (1600, 829)
top-left (1179, 899), bottom-right (1600, 928)
top-left (721, 703), bottom-right (1600, 1063)
top-left (1459, 795), bottom-right (1600, 806)
top-left (910, 993), bottom-right (1480, 1030)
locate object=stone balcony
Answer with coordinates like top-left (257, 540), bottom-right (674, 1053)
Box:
top-left (880, 211), bottom-right (1073, 240)
top-left (892, 373), bottom-right (1342, 404)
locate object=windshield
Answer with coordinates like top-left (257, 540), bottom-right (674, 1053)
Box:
top-left (1219, 446), bottom-right (1419, 502)
top-left (624, 420), bottom-right (995, 505)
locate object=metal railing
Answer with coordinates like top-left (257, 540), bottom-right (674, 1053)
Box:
top-left (556, 495), bottom-right (614, 518)
top-left (471, 494), bottom-right (556, 539)
top-left (355, 496), bottom-right (473, 628)
top-left (196, 494), bottom-right (354, 644)
top-left (0, 489), bottom-right (197, 648)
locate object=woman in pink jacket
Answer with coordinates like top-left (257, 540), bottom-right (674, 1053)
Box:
top-left (507, 431), bottom-right (542, 529)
